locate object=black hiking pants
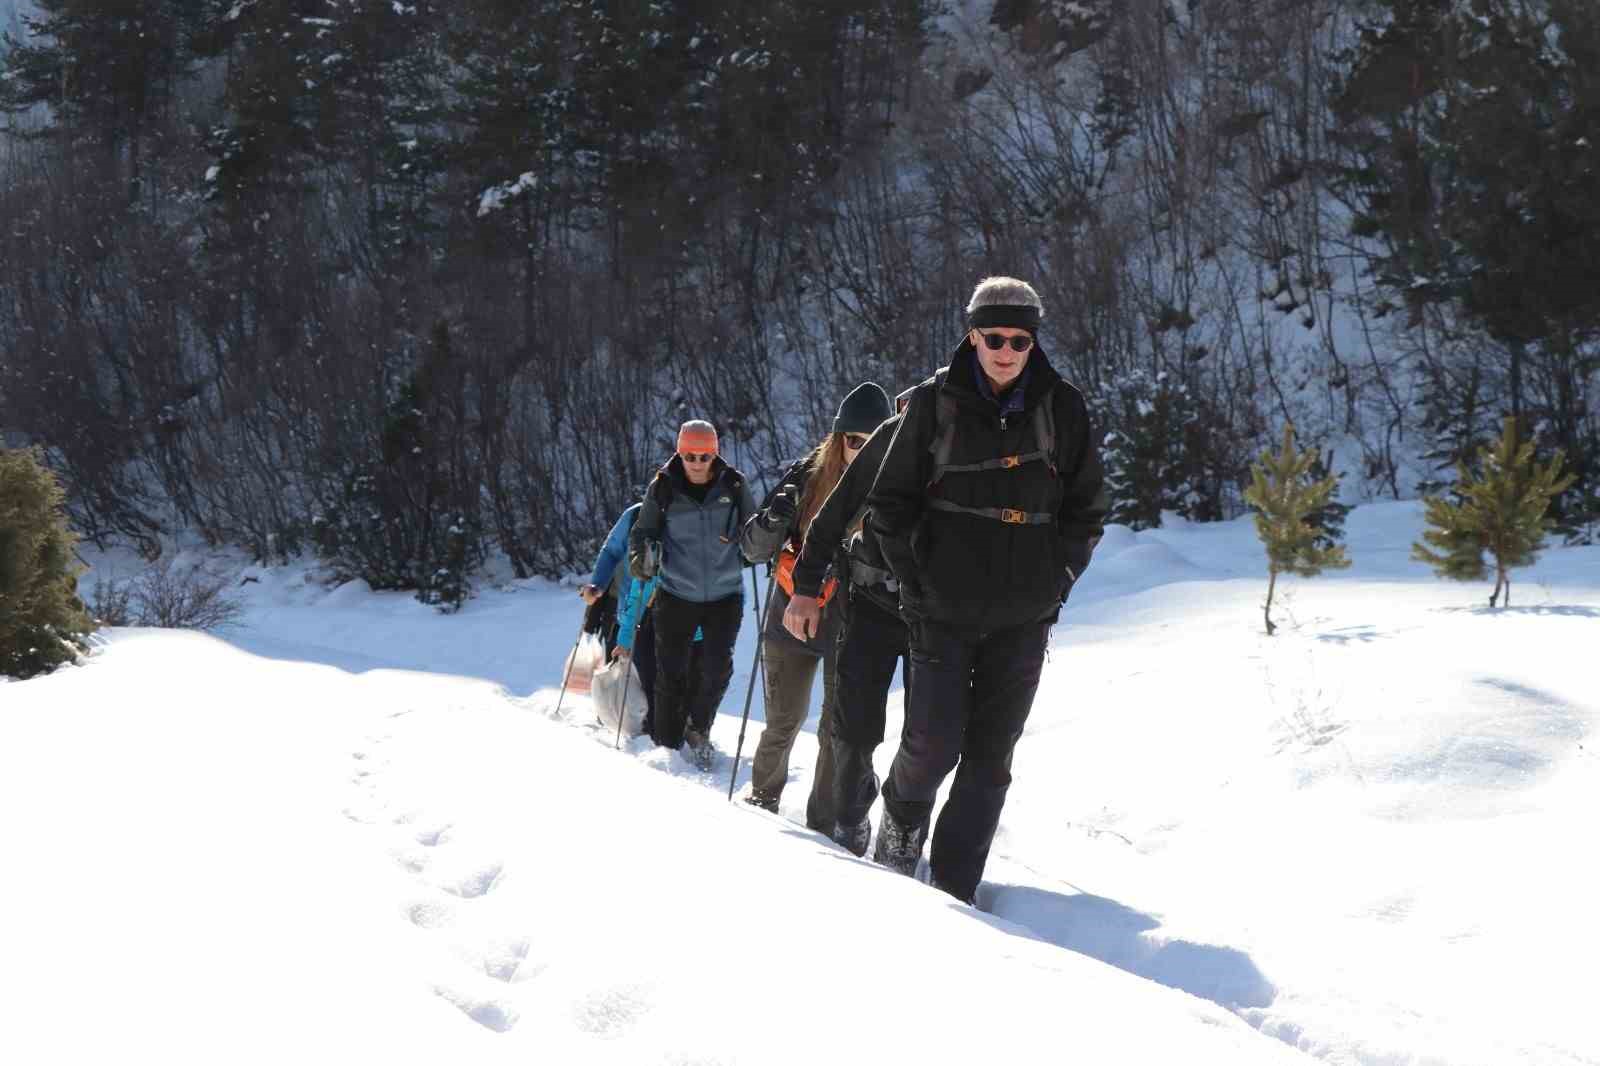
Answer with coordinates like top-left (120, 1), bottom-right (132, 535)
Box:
top-left (651, 590), bottom-right (743, 749)
top-left (829, 589), bottom-right (910, 832)
top-left (882, 615), bottom-right (1052, 903)
top-left (635, 606), bottom-right (703, 738)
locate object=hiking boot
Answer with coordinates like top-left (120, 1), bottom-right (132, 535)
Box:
top-left (831, 816), bottom-right (871, 858)
top-left (932, 877), bottom-right (976, 906)
top-left (743, 788), bottom-right (780, 814)
top-left (683, 728), bottom-right (715, 771)
top-left (871, 810), bottom-right (926, 876)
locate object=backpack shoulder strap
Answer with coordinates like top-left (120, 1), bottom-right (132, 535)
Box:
top-left (651, 467), bottom-right (674, 512)
top-left (1035, 382), bottom-right (1059, 477)
top-left (720, 464), bottom-right (749, 542)
top-left (927, 369), bottom-right (957, 483)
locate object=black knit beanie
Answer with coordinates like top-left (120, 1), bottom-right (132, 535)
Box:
top-left (833, 382), bottom-right (892, 436)
top-left (965, 277), bottom-right (1044, 333)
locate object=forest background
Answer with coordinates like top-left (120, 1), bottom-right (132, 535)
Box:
top-left (3, 0), bottom-right (1596, 603)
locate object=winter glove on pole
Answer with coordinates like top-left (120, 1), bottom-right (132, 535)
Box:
top-left (764, 486), bottom-right (798, 529)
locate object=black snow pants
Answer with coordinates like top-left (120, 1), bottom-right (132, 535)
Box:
top-left (881, 615), bottom-right (1052, 903)
top-left (651, 590), bottom-right (742, 749)
top-left (828, 588), bottom-right (910, 833)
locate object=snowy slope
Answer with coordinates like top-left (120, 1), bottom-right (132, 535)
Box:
top-left (4, 501), bottom-right (1597, 1065)
top-left (4, 634), bottom-right (1299, 1065)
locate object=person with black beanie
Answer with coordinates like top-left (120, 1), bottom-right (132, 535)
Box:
top-left (737, 382), bottom-right (893, 830)
top-left (783, 393), bottom-right (909, 857)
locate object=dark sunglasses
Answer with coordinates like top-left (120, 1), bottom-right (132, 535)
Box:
top-left (976, 331), bottom-right (1034, 353)
top-left (681, 452), bottom-right (715, 463)
top-left (843, 434), bottom-right (869, 450)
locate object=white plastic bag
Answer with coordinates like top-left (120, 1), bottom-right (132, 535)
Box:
top-left (561, 632), bottom-right (606, 698)
top-left (591, 654), bottom-right (647, 737)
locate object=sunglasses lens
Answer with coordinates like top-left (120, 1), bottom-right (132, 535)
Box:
top-left (979, 332), bottom-right (1033, 352)
top-left (844, 435), bottom-right (867, 449)
top-left (682, 452), bottom-right (712, 463)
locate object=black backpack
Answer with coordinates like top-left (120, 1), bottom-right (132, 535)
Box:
top-left (923, 367), bottom-right (1062, 527)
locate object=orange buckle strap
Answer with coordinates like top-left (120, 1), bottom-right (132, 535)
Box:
top-left (1000, 508), bottom-right (1027, 524)
top-left (1001, 455), bottom-right (1022, 469)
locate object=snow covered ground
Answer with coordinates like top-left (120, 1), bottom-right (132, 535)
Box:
top-left (4, 501), bottom-right (1597, 1065)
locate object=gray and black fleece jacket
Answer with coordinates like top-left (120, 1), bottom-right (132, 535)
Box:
top-left (628, 455), bottom-right (758, 604)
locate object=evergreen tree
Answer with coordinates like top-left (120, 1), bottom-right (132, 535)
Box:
top-left (1305, 448), bottom-right (1353, 552)
top-left (0, 447), bottom-right (97, 679)
top-left (310, 322), bottom-right (482, 609)
top-left (1093, 369), bottom-right (1210, 529)
top-left (0, 0), bottom-right (202, 190)
top-left (1331, 0), bottom-right (1600, 529)
top-left (1411, 416), bottom-right (1574, 607)
top-left (1243, 425), bottom-right (1351, 635)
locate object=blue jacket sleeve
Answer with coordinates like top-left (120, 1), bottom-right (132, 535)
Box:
top-left (616, 574), bottom-right (655, 652)
top-left (591, 504), bottom-right (639, 588)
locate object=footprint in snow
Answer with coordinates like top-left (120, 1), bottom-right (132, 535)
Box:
top-left (433, 986), bottom-right (518, 1032)
top-left (389, 846), bottom-right (430, 874)
top-left (443, 862), bottom-right (504, 900)
top-left (405, 898), bottom-right (454, 929)
top-left (571, 982), bottom-right (655, 1038)
top-left (415, 824), bottom-right (453, 847)
top-left (482, 937), bottom-right (543, 983)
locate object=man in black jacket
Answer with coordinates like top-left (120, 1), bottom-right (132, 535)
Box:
top-left (863, 276), bottom-right (1107, 903)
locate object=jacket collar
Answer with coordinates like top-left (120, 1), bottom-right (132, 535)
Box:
top-left (664, 453), bottom-right (731, 491)
top-left (941, 337), bottom-right (1061, 415)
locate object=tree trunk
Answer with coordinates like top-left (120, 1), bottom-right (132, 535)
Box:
top-left (1264, 568), bottom-right (1278, 635)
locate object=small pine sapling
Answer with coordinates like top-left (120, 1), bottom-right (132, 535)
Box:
top-left (1411, 417), bottom-right (1574, 607)
top-left (1243, 426), bottom-right (1351, 635)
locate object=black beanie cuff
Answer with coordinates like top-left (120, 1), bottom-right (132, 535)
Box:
top-left (968, 304), bottom-right (1041, 333)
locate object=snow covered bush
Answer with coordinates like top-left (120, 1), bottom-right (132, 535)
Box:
top-left (89, 557), bottom-right (244, 631)
top-left (1091, 370), bottom-right (1237, 529)
top-left (0, 446), bottom-right (96, 679)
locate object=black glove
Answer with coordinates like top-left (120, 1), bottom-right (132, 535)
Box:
top-left (765, 485), bottom-right (798, 528)
top-left (897, 576), bottom-right (924, 615)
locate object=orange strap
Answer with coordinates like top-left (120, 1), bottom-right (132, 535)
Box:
top-left (775, 546), bottom-right (837, 608)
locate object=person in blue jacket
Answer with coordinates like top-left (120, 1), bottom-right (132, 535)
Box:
top-left (579, 503), bottom-right (639, 654)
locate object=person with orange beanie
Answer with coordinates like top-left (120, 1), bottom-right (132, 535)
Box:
top-left (627, 420), bottom-right (757, 768)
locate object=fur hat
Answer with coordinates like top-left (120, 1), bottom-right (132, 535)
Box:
top-left (833, 382), bottom-right (892, 436)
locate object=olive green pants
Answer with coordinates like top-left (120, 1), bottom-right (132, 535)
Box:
top-left (749, 636), bottom-right (838, 832)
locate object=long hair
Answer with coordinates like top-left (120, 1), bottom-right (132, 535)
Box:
top-left (796, 433), bottom-right (849, 541)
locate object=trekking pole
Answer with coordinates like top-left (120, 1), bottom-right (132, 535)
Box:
top-left (612, 651), bottom-right (633, 750)
top-left (728, 564), bottom-right (776, 800)
top-left (552, 614), bottom-right (588, 720)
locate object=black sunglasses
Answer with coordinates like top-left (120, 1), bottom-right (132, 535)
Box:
top-left (681, 452), bottom-right (715, 463)
top-left (843, 433), bottom-right (869, 450)
top-left (976, 331), bottom-right (1034, 353)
